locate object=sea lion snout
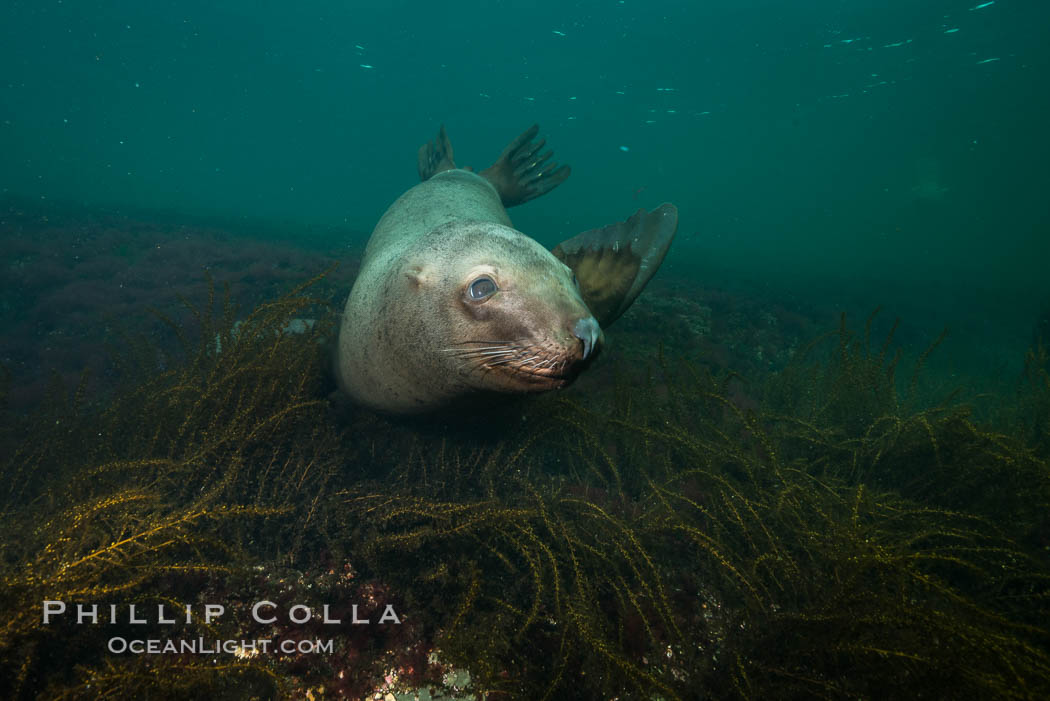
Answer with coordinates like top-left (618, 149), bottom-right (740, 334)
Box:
top-left (447, 260), bottom-right (601, 390)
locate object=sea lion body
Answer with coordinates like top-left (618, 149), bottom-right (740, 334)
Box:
top-left (337, 170), bottom-right (595, 413)
top-left (336, 126), bottom-right (678, 414)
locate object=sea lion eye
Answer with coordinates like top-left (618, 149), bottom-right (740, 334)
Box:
top-left (468, 276), bottom-right (498, 300)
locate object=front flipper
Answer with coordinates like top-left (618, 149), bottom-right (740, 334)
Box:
top-left (417, 125), bottom-right (457, 181)
top-left (552, 204), bottom-right (678, 327)
top-left (479, 124), bottom-right (571, 207)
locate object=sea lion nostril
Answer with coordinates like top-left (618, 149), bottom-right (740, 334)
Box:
top-left (573, 317), bottom-right (600, 360)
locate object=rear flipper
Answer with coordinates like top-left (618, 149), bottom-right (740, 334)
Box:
top-left (417, 125), bottom-right (457, 181)
top-left (480, 124), bottom-right (571, 207)
top-left (552, 204), bottom-right (678, 327)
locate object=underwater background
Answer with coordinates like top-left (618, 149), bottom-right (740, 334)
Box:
top-left (2, 1), bottom-right (1049, 699)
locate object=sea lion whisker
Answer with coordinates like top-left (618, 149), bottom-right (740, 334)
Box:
top-left (466, 351), bottom-right (518, 360)
top-left (454, 348), bottom-right (520, 359)
top-left (440, 345), bottom-right (513, 353)
top-left (441, 346), bottom-right (517, 355)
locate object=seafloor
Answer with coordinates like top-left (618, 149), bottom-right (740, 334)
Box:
top-left (1, 198), bottom-right (1049, 700)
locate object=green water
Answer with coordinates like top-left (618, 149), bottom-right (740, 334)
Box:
top-left (0, 0), bottom-right (1047, 439)
top-left (3, 1), bottom-right (1047, 336)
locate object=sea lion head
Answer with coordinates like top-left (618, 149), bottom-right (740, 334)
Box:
top-left (400, 220), bottom-right (603, 397)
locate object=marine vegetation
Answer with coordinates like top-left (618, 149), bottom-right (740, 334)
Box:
top-left (338, 316), bottom-right (1050, 700)
top-left (0, 274), bottom-right (343, 699)
top-left (1017, 342), bottom-right (1050, 459)
top-left (1, 276), bottom-right (1049, 700)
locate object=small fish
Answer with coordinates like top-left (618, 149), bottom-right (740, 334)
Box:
top-left (552, 30), bottom-right (566, 36)
top-left (944, 28), bottom-right (960, 34)
top-left (976, 57), bottom-right (1000, 64)
top-left (360, 64), bottom-right (373, 69)
top-left (970, 1), bottom-right (994, 9)
top-left (355, 44), bottom-right (365, 50)
top-left (619, 146), bottom-right (630, 152)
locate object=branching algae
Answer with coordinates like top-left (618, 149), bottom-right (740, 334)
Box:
top-left (0, 274), bottom-right (341, 699)
top-left (2, 284), bottom-right (1048, 700)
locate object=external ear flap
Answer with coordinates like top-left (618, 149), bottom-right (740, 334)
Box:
top-left (404, 264), bottom-right (429, 289)
top-left (552, 203), bottom-right (678, 327)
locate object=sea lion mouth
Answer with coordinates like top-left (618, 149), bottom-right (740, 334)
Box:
top-left (500, 365), bottom-right (575, 388)
top-left (441, 340), bottom-right (588, 391)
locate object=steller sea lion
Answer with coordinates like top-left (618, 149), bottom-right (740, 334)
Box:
top-left (336, 124), bottom-right (678, 414)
